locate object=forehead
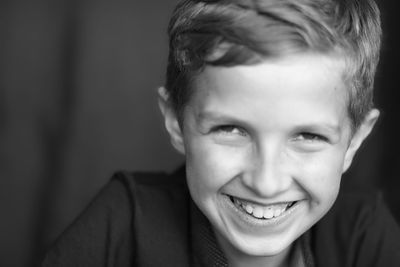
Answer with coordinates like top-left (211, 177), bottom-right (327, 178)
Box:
top-left (185, 53), bottom-right (350, 132)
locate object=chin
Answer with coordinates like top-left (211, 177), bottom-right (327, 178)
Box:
top-left (236, 237), bottom-right (292, 256)
top-left (215, 225), bottom-right (296, 259)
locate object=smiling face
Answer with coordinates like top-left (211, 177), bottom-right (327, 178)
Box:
top-left (159, 53), bottom-right (378, 266)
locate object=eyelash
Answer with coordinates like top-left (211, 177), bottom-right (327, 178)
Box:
top-left (297, 132), bottom-right (328, 142)
top-left (212, 125), bottom-right (247, 136)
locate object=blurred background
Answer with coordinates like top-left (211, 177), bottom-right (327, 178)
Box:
top-left (0, 0), bottom-right (399, 266)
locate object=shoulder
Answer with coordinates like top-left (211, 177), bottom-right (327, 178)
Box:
top-left (316, 187), bottom-right (395, 238)
top-left (43, 166), bottom-right (190, 266)
top-left (112, 167), bottom-right (193, 266)
top-left (69, 168), bottom-right (187, 221)
top-left (322, 188), bottom-right (384, 230)
top-left (113, 165), bottom-right (188, 196)
top-left (312, 186), bottom-right (400, 267)
top-left (111, 166), bottom-right (189, 214)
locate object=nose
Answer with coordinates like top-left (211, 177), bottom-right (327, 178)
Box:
top-left (241, 141), bottom-right (291, 198)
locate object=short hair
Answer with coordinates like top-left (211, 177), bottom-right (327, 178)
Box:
top-left (165, 0), bottom-right (382, 129)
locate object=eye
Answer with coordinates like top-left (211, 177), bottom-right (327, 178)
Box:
top-left (295, 132), bottom-right (327, 142)
top-left (212, 125), bottom-right (247, 136)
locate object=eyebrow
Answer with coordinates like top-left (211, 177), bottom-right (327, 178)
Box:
top-left (196, 110), bottom-right (241, 124)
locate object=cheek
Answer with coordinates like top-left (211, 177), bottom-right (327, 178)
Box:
top-left (296, 151), bottom-right (345, 202)
top-left (185, 140), bottom-right (246, 194)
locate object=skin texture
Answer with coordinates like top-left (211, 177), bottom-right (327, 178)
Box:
top-left (159, 53), bottom-right (379, 267)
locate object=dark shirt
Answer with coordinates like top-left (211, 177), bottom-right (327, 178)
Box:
top-left (42, 168), bottom-right (400, 266)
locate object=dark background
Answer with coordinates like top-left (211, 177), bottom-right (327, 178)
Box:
top-left (0, 0), bottom-right (398, 266)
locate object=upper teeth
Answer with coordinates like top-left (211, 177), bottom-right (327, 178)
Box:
top-left (233, 198), bottom-right (292, 219)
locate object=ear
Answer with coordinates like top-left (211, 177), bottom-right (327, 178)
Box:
top-left (158, 87), bottom-right (185, 154)
top-left (342, 109), bottom-right (380, 172)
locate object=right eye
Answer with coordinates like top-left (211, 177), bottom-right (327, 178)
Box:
top-left (212, 125), bottom-right (247, 137)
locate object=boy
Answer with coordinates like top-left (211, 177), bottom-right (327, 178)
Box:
top-left (43, 0), bottom-right (400, 266)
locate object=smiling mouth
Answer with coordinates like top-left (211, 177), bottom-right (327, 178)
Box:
top-left (229, 195), bottom-right (297, 220)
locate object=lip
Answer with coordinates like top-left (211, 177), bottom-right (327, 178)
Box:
top-left (221, 193), bottom-right (305, 232)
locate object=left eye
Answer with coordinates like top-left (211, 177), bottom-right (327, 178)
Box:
top-left (295, 132), bottom-right (326, 142)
